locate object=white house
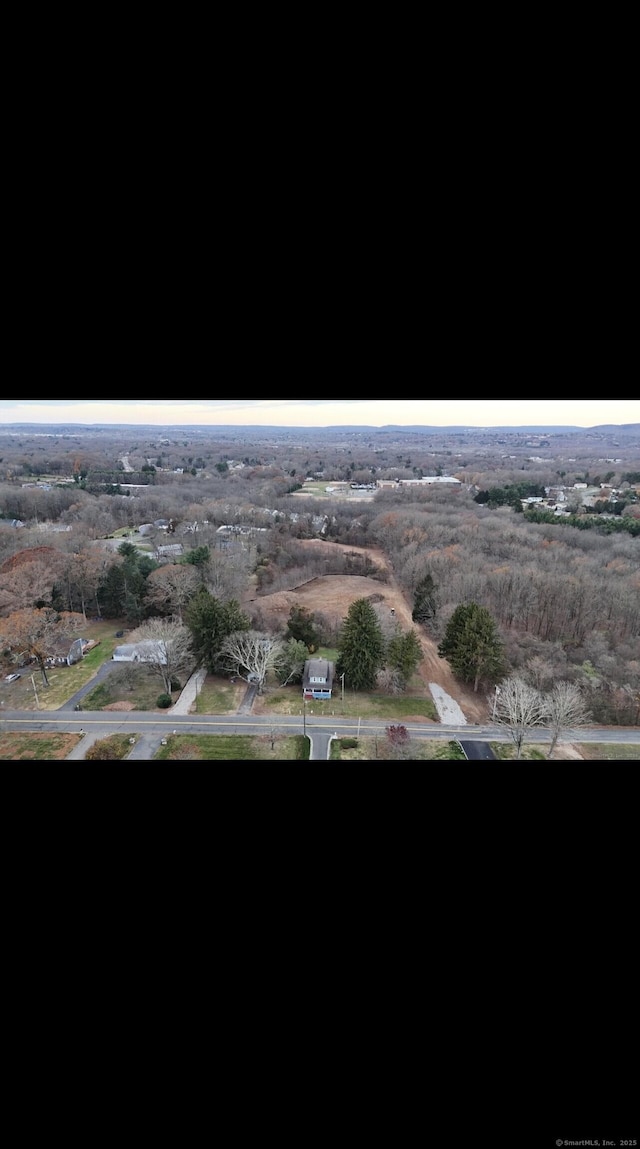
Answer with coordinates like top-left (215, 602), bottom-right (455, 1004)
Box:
top-left (113, 641), bottom-right (167, 664)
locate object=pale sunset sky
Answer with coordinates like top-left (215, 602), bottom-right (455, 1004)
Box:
top-left (0, 400), bottom-right (637, 428)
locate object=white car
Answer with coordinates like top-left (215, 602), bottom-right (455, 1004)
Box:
top-left (4, 673), bottom-right (21, 683)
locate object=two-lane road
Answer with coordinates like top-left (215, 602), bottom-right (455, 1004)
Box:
top-left (2, 706), bottom-right (640, 752)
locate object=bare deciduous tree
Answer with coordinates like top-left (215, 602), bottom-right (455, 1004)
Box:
top-left (0, 607), bottom-right (85, 686)
top-left (543, 681), bottom-right (592, 759)
top-left (376, 666), bottom-right (403, 695)
top-left (494, 676), bottom-right (546, 759)
top-left (127, 616), bottom-right (194, 696)
top-left (202, 548), bottom-right (251, 602)
top-left (219, 630), bottom-right (285, 693)
top-left (144, 563), bottom-right (200, 620)
top-left (523, 655), bottom-right (556, 693)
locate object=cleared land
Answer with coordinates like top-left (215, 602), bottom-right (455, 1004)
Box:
top-left (243, 539), bottom-right (488, 723)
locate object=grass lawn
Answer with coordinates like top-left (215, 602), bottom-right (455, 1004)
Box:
top-left (8, 620), bottom-right (128, 711)
top-left (82, 663), bottom-right (181, 711)
top-left (330, 737), bottom-right (466, 761)
top-left (483, 742), bottom-right (640, 762)
top-left (153, 734), bottom-right (309, 761)
top-left (196, 676), bottom-right (246, 715)
top-left (0, 732), bottom-right (83, 760)
top-left (575, 744), bottom-right (640, 761)
top-left (489, 744), bottom-right (547, 760)
top-left (253, 685), bottom-right (438, 722)
top-left (317, 647), bottom-right (339, 662)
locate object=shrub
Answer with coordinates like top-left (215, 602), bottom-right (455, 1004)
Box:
top-left (170, 679), bottom-right (182, 692)
top-left (156, 694), bottom-right (172, 708)
top-left (340, 737), bottom-right (358, 749)
top-left (85, 743), bottom-right (120, 761)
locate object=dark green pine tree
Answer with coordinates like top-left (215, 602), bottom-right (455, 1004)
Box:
top-left (336, 598), bottom-right (385, 691)
top-left (412, 573), bottom-right (438, 625)
top-left (185, 586), bottom-right (249, 672)
top-left (387, 629), bottom-right (423, 687)
top-left (438, 602), bottom-right (505, 692)
top-left (285, 605), bottom-right (320, 651)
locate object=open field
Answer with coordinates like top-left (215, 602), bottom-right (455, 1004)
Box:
top-left (153, 734), bottom-right (309, 761)
top-left (0, 732), bottom-right (83, 760)
top-left (292, 482), bottom-right (376, 502)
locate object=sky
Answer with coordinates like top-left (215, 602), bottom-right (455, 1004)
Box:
top-left (0, 399), bottom-right (638, 428)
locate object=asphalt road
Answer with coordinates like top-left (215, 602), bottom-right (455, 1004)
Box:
top-left (459, 740), bottom-right (498, 760)
top-left (2, 708), bottom-right (640, 748)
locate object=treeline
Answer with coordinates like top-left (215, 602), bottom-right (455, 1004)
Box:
top-left (368, 495), bottom-right (640, 723)
top-left (0, 540), bottom-right (253, 628)
top-left (474, 481), bottom-right (548, 507)
top-left (523, 508), bottom-right (640, 535)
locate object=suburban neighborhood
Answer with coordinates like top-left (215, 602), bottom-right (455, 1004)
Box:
top-left (1, 406), bottom-right (639, 761)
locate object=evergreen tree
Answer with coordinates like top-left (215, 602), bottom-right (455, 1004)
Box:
top-left (98, 551), bottom-right (158, 620)
top-left (387, 629), bottom-right (423, 687)
top-left (336, 598), bottom-right (385, 691)
top-left (185, 587), bottom-right (249, 672)
top-left (285, 605), bottom-right (320, 651)
top-left (412, 573), bottom-right (438, 625)
top-left (438, 602), bottom-right (505, 692)
top-left (183, 545), bottom-right (210, 567)
top-left (277, 638), bottom-right (309, 685)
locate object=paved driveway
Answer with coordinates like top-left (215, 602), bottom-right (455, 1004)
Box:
top-left (59, 660), bottom-right (119, 711)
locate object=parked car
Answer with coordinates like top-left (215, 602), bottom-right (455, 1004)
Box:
top-left (4, 673), bottom-right (21, 683)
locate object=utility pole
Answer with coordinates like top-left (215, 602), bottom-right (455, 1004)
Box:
top-left (31, 674), bottom-right (40, 709)
top-left (340, 672), bottom-right (345, 706)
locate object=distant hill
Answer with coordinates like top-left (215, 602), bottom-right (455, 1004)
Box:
top-left (0, 421), bottom-right (636, 434)
top-left (377, 425), bottom-right (583, 433)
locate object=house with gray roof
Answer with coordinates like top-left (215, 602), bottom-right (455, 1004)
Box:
top-left (302, 658), bottom-right (334, 700)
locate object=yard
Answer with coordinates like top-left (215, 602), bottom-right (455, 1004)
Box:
top-left (81, 662), bottom-right (181, 711)
top-left (329, 737), bottom-right (466, 761)
top-left (0, 732), bottom-right (83, 760)
top-left (574, 743), bottom-right (640, 761)
top-left (153, 734), bottom-right (309, 761)
top-left (251, 682), bottom-right (438, 722)
top-left (1, 619), bottom-right (128, 711)
top-left (195, 676), bottom-right (246, 715)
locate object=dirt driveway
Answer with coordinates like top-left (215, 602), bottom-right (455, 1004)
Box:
top-left (244, 539), bottom-right (488, 723)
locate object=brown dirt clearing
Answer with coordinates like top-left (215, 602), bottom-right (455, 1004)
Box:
top-left (245, 539), bottom-right (488, 723)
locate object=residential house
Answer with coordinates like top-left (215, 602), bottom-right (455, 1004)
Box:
top-left (302, 658), bottom-right (335, 700)
top-left (113, 641), bottom-right (167, 664)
